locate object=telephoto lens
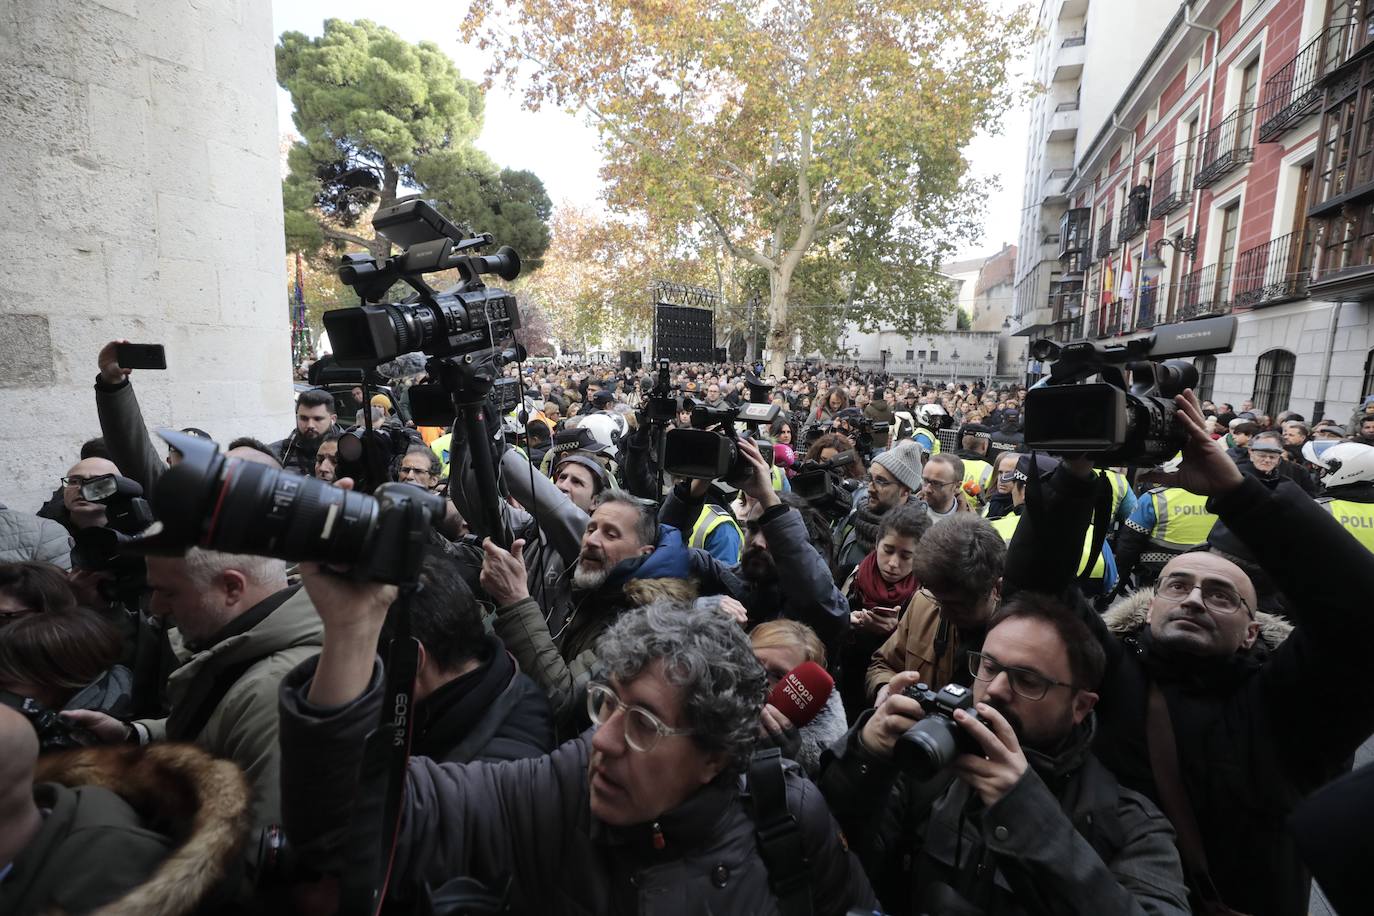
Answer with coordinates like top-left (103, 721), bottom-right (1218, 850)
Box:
top-left (132, 430), bottom-right (445, 584)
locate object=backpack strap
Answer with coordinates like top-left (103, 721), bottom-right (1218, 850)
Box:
top-left (747, 747), bottom-right (813, 916)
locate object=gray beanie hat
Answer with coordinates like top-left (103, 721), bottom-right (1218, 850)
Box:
top-left (872, 440), bottom-right (924, 492)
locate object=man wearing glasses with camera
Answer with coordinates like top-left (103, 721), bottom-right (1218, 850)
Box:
top-left (277, 594), bottom-right (875, 913)
top-left (821, 593), bottom-right (1189, 915)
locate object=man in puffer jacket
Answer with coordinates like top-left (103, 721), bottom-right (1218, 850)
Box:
top-left (0, 504), bottom-right (71, 569)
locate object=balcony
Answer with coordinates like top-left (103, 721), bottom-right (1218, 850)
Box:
top-left (1233, 231), bottom-right (1312, 308)
top-left (1150, 158), bottom-right (1190, 219)
top-left (1042, 167), bottom-right (1073, 202)
top-left (1095, 221), bottom-right (1114, 259)
top-left (1054, 314), bottom-right (1085, 342)
top-left (1176, 264), bottom-right (1232, 320)
top-left (1096, 304), bottom-right (1128, 338)
top-left (1257, 24), bottom-right (1351, 143)
top-left (1059, 207), bottom-right (1091, 259)
top-left (1048, 106), bottom-right (1080, 142)
top-left (1135, 277), bottom-right (1161, 329)
top-left (1049, 283), bottom-right (1083, 324)
top-left (1053, 38), bottom-right (1086, 83)
top-left (1118, 201), bottom-right (1148, 245)
top-left (1194, 108), bottom-right (1256, 188)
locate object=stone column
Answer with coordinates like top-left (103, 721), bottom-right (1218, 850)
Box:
top-left (0, 0), bottom-right (292, 511)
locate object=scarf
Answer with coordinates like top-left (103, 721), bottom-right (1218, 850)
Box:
top-left (848, 499), bottom-right (884, 556)
top-left (852, 550), bottom-right (919, 610)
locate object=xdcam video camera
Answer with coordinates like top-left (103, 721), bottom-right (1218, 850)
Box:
top-left (1024, 315), bottom-right (1237, 467)
top-left (662, 401), bottom-right (781, 487)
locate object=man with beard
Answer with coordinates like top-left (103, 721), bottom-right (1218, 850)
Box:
top-left (820, 593), bottom-right (1188, 915)
top-left (833, 440), bottom-right (925, 576)
top-left (660, 439), bottom-right (851, 657)
top-left (479, 490), bottom-right (695, 728)
top-left (271, 389), bottom-right (341, 475)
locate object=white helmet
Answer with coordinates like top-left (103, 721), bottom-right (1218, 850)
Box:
top-left (1305, 441), bottom-right (1374, 488)
top-left (916, 404), bottom-right (947, 427)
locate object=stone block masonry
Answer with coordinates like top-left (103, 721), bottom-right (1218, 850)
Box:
top-left (0, 0), bottom-right (292, 511)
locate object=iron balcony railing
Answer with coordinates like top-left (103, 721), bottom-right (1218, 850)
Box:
top-left (1194, 108), bottom-right (1256, 188)
top-left (1049, 287), bottom-right (1083, 324)
top-left (1233, 231), bottom-right (1312, 308)
top-left (1150, 158), bottom-right (1189, 219)
top-left (1136, 277), bottom-right (1160, 329)
top-left (1095, 221), bottom-right (1114, 259)
top-left (1118, 203), bottom-right (1148, 244)
top-left (1257, 24), bottom-right (1353, 143)
top-left (1176, 263), bottom-right (1232, 320)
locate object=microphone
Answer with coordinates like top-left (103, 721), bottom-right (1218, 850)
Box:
top-left (766, 661), bottom-right (834, 729)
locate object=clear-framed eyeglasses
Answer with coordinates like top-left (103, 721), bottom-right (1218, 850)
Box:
top-left (586, 682), bottom-right (695, 753)
top-left (1156, 575), bottom-right (1252, 616)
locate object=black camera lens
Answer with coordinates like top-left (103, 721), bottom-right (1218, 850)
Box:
top-left (894, 717), bottom-right (964, 779)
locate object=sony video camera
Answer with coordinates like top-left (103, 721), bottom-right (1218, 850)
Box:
top-left (1023, 315), bottom-right (1237, 467)
top-left (127, 430), bottom-right (446, 585)
top-left (662, 397), bottom-right (780, 487)
top-left (789, 449), bottom-right (861, 517)
top-left (323, 197), bottom-right (522, 369)
top-left (894, 682), bottom-right (990, 779)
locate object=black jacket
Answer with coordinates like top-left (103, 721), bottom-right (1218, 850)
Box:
top-left (412, 635), bottom-right (554, 765)
top-left (819, 715), bottom-right (1188, 915)
top-left (1092, 477), bottom-right (1374, 915)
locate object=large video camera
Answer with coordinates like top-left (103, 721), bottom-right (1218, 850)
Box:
top-left (662, 399), bottom-right (780, 487)
top-left (323, 197), bottom-right (522, 368)
top-left (790, 449), bottom-right (860, 517)
top-left (129, 431), bottom-right (446, 585)
top-left (1024, 315), bottom-right (1237, 467)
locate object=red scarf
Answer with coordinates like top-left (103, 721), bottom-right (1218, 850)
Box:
top-left (853, 551), bottom-right (919, 610)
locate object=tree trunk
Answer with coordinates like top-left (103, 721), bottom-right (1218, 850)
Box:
top-left (765, 266), bottom-right (793, 379)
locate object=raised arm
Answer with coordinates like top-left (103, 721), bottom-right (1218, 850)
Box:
top-left (93, 340), bottom-right (166, 495)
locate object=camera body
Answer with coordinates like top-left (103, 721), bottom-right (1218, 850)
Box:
top-left (70, 475), bottom-right (155, 605)
top-left (1024, 315), bottom-right (1237, 467)
top-left (0, 691), bottom-right (96, 752)
top-left (894, 682), bottom-right (987, 778)
top-left (662, 400), bottom-right (780, 486)
top-left (642, 358), bottom-right (680, 424)
top-left (324, 197), bottom-right (522, 370)
top-left (337, 424), bottom-right (415, 494)
top-left (790, 450), bottom-right (860, 517)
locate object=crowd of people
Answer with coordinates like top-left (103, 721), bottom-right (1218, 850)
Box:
top-left (1, 339), bottom-right (1373, 916)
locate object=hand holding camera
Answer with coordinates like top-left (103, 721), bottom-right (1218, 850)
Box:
top-left (735, 437), bottom-right (779, 509)
top-left (98, 339), bottom-right (133, 386)
top-left (479, 537), bottom-right (530, 607)
top-left (859, 670), bottom-right (928, 757)
top-left (945, 701), bottom-right (1028, 807)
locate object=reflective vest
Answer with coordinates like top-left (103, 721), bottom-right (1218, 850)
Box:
top-left (962, 458), bottom-right (993, 506)
top-left (913, 426), bottom-right (941, 455)
top-left (1100, 469), bottom-right (1130, 519)
top-left (990, 512), bottom-right (1108, 581)
top-left (431, 433), bottom-right (452, 478)
top-left (1147, 487), bottom-right (1216, 547)
top-left (1318, 497), bottom-right (1374, 553)
top-left (770, 464), bottom-right (785, 493)
top-left (690, 504), bottom-right (743, 562)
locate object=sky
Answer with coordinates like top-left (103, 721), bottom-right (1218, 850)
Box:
top-left (271, 0), bottom-right (1032, 261)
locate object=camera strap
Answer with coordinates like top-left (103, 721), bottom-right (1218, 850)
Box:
top-left (746, 748), bottom-right (813, 916)
top-left (340, 588), bottom-right (421, 916)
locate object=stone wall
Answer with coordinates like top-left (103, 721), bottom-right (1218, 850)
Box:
top-left (0, 0), bottom-right (291, 511)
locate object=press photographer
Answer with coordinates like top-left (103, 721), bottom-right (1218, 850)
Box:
top-left (819, 594), bottom-right (1189, 915)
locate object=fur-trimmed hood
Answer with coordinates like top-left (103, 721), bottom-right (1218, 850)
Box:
top-left (33, 743), bottom-right (252, 916)
top-left (1102, 587), bottom-right (1293, 650)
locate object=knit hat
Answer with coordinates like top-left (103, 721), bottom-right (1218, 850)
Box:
top-left (872, 440), bottom-right (923, 491)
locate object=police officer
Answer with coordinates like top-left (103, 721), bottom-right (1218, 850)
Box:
top-left (988, 454), bottom-right (1117, 594)
top-left (688, 483), bottom-right (744, 565)
top-left (911, 404), bottom-right (946, 457)
top-left (1113, 458), bottom-right (1218, 587)
top-left (1305, 440), bottom-right (1374, 553)
top-left (955, 423), bottom-right (995, 507)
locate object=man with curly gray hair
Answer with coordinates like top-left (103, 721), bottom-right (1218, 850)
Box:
top-left (278, 578), bottom-right (876, 914)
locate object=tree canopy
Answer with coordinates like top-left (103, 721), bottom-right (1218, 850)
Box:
top-left (463, 0), bottom-right (1030, 373)
top-left (278, 19), bottom-right (552, 266)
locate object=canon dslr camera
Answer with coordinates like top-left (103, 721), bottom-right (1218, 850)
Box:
top-left (894, 682), bottom-right (988, 779)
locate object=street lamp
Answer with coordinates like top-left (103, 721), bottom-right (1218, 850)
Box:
top-left (1140, 235), bottom-right (1198, 286)
top-left (950, 348), bottom-right (959, 386)
top-left (985, 347), bottom-right (995, 388)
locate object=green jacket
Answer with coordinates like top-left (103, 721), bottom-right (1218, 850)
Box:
top-left (0, 783), bottom-right (171, 916)
top-left (137, 586), bottom-right (323, 829)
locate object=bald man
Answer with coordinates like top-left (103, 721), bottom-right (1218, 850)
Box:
top-left (0, 705), bottom-right (171, 914)
top-left (1086, 390), bottom-right (1374, 915)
